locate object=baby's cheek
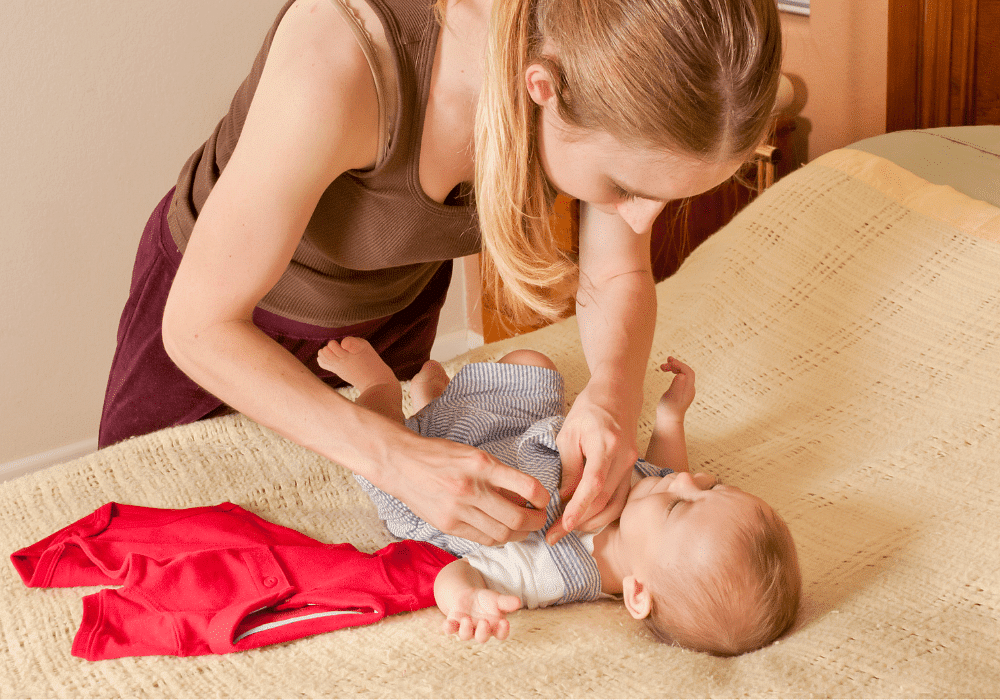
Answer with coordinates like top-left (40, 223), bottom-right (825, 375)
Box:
top-left (629, 477), bottom-right (658, 500)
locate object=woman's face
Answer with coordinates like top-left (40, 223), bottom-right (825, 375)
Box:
top-left (527, 63), bottom-right (745, 234)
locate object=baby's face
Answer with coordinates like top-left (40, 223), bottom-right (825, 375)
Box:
top-left (618, 471), bottom-right (771, 579)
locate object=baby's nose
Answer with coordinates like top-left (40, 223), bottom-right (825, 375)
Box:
top-left (691, 472), bottom-right (718, 489)
top-left (671, 471), bottom-right (715, 492)
top-left (671, 471), bottom-right (697, 489)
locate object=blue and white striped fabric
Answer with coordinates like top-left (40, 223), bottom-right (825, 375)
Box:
top-left (355, 362), bottom-right (670, 607)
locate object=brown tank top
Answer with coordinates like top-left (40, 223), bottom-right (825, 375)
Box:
top-left (166, 0), bottom-right (480, 327)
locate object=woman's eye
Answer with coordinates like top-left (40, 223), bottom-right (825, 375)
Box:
top-left (613, 184), bottom-right (638, 202)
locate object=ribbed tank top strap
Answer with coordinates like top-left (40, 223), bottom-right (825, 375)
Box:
top-left (328, 0), bottom-right (394, 166)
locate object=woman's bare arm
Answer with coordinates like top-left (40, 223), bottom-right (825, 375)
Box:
top-left (162, 0), bottom-right (547, 544)
top-left (548, 202), bottom-right (656, 542)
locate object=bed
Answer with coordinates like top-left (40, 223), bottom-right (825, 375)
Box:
top-left (3, 126), bottom-right (999, 698)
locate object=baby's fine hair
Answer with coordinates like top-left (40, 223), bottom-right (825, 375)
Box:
top-left (646, 504), bottom-right (801, 656)
top-left (454, 0), bottom-right (784, 326)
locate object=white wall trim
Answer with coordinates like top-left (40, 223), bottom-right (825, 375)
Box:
top-left (0, 438), bottom-right (98, 484)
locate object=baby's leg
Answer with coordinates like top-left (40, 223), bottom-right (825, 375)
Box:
top-left (496, 349), bottom-right (557, 371)
top-left (317, 337), bottom-right (404, 424)
top-left (409, 360), bottom-right (450, 413)
top-left (409, 349), bottom-right (555, 414)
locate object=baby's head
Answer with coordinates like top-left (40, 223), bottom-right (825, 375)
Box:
top-left (619, 472), bottom-right (800, 656)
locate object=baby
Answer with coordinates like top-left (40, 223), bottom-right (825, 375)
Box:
top-left (319, 338), bottom-right (801, 656)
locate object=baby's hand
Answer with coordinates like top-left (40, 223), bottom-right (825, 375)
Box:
top-left (658, 356), bottom-right (696, 419)
top-left (442, 588), bottom-right (521, 643)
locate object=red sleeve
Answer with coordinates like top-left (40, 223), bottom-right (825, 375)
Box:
top-left (11, 502), bottom-right (323, 588)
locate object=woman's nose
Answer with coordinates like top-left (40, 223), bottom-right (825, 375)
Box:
top-left (617, 199), bottom-right (664, 234)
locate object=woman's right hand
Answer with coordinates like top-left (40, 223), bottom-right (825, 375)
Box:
top-left (369, 425), bottom-right (550, 545)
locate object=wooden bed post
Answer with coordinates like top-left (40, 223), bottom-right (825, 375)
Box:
top-left (887, 0), bottom-right (1000, 131)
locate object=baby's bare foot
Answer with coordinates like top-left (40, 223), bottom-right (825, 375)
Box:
top-left (410, 360), bottom-right (450, 412)
top-left (317, 337), bottom-right (397, 394)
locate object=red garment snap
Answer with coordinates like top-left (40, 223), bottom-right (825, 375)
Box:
top-left (262, 576), bottom-right (278, 588)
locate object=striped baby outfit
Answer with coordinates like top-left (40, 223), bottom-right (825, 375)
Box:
top-left (355, 362), bottom-right (670, 608)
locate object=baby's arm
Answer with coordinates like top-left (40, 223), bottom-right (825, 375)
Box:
top-left (644, 357), bottom-right (695, 472)
top-left (434, 559), bottom-right (522, 643)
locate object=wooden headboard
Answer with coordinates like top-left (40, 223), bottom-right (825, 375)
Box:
top-left (887, 0), bottom-right (1000, 130)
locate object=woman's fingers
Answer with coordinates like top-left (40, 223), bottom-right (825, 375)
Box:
top-left (479, 478), bottom-right (548, 535)
top-left (416, 488), bottom-right (546, 547)
top-left (558, 436), bottom-right (635, 532)
top-left (571, 477), bottom-right (630, 533)
top-left (555, 392), bottom-right (636, 531)
top-left (447, 497), bottom-right (545, 546)
top-left (433, 445), bottom-right (549, 544)
top-left (386, 435), bottom-right (549, 545)
top-left (486, 459), bottom-right (551, 511)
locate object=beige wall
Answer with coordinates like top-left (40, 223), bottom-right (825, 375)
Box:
top-left (779, 1), bottom-right (889, 167)
top-left (0, 1), bottom-right (284, 465)
top-left (1, 0), bottom-right (890, 468)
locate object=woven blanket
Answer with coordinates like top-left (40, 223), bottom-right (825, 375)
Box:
top-left (3, 141), bottom-right (999, 698)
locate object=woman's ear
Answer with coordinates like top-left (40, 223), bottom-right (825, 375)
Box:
top-left (623, 575), bottom-right (652, 620)
top-left (524, 63), bottom-right (558, 107)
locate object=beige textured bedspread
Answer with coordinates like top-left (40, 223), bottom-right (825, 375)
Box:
top-left (2, 147), bottom-right (999, 698)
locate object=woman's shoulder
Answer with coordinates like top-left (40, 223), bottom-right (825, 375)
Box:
top-left (268, 0), bottom-right (382, 95)
top-left (254, 0), bottom-right (384, 172)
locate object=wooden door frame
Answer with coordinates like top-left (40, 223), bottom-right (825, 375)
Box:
top-left (887, 0), bottom-right (980, 131)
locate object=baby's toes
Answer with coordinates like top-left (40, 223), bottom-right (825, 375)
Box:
top-left (340, 336), bottom-right (375, 355)
top-left (321, 339), bottom-right (350, 358)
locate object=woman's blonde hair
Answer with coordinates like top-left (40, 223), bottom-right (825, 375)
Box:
top-left (441, 0), bottom-right (782, 326)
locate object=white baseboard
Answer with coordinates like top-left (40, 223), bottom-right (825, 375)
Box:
top-left (0, 437), bottom-right (99, 484)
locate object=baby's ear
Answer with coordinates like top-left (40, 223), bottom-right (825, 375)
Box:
top-left (623, 575), bottom-right (652, 620)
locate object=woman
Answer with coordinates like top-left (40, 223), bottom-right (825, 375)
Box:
top-left (101, 0), bottom-right (781, 546)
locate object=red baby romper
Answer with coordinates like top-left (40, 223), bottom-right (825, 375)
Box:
top-left (11, 502), bottom-right (456, 660)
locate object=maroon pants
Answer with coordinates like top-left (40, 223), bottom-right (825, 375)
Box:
top-left (99, 189), bottom-right (452, 448)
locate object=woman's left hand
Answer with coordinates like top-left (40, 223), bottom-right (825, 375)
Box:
top-left (546, 377), bottom-right (639, 545)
